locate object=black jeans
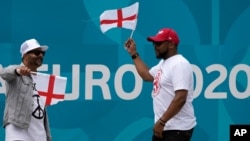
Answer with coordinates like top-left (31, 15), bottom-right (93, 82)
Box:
top-left (152, 128), bottom-right (194, 141)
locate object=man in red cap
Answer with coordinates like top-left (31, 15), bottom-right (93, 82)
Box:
top-left (124, 28), bottom-right (196, 141)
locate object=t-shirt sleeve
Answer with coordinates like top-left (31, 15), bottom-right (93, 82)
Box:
top-left (171, 61), bottom-right (193, 91)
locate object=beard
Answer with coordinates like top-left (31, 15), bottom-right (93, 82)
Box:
top-left (156, 49), bottom-right (168, 59)
top-left (28, 57), bottom-right (43, 67)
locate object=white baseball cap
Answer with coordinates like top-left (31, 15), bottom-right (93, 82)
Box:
top-left (20, 38), bottom-right (48, 57)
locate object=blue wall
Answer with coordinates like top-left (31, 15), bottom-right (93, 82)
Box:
top-left (0, 0), bottom-right (250, 140)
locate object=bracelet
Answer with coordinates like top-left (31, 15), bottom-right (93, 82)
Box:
top-left (159, 120), bottom-right (165, 126)
top-left (131, 53), bottom-right (139, 59)
top-left (159, 118), bottom-right (166, 126)
top-left (159, 118), bottom-right (166, 123)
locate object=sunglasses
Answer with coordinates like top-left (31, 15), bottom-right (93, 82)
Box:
top-left (27, 50), bottom-right (46, 56)
top-left (153, 41), bottom-right (171, 47)
top-left (153, 42), bottom-right (164, 47)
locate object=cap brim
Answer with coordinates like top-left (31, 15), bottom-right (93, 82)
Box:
top-left (40, 46), bottom-right (48, 51)
top-left (147, 36), bottom-right (166, 42)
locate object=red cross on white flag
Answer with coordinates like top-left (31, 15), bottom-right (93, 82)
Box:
top-left (100, 2), bottom-right (139, 33)
top-left (32, 72), bottom-right (67, 106)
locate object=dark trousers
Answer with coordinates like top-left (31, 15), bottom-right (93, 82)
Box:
top-left (152, 128), bottom-right (194, 141)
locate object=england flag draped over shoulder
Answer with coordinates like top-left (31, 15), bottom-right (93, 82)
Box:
top-left (100, 2), bottom-right (139, 33)
top-left (32, 72), bottom-right (67, 106)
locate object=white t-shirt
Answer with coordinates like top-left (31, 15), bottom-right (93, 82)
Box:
top-left (149, 54), bottom-right (197, 130)
top-left (5, 91), bottom-right (47, 141)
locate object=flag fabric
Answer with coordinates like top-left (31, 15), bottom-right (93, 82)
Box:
top-left (32, 72), bottom-right (67, 106)
top-left (100, 2), bottom-right (139, 33)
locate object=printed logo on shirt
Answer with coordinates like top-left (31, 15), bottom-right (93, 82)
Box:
top-left (32, 95), bottom-right (45, 119)
top-left (153, 69), bottom-right (162, 96)
top-left (32, 83), bottom-right (45, 119)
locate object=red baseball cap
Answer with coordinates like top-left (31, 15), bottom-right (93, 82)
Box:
top-left (147, 28), bottom-right (180, 44)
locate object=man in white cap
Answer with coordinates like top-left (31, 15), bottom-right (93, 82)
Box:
top-left (0, 39), bottom-right (52, 141)
top-left (124, 28), bottom-right (196, 141)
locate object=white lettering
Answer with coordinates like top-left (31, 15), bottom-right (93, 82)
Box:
top-left (192, 64), bottom-right (203, 99)
top-left (85, 64), bottom-right (111, 100)
top-left (115, 64), bottom-right (142, 100)
top-left (234, 129), bottom-right (247, 136)
top-left (234, 129), bottom-right (241, 136)
top-left (229, 64), bottom-right (250, 99)
top-left (1, 63), bottom-right (250, 100)
top-left (205, 64), bottom-right (227, 99)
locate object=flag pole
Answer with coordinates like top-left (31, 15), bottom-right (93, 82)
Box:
top-left (130, 30), bottom-right (135, 39)
top-left (31, 71), bottom-right (37, 75)
top-left (16, 68), bottom-right (37, 75)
